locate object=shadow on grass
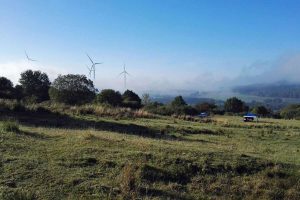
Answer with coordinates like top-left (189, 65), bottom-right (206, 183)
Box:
top-left (0, 110), bottom-right (162, 139)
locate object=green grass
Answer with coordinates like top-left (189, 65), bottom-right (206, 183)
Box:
top-left (0, 109), bottom-right (300, 199)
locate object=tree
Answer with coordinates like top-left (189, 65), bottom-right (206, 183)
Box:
top-left (97, 89), bottom-right (122, 106)
top-left (195, 102), bottom-right (217, 113)
top-left (122, 90), bottom-right (142, 109)
top-left (0, 77), bottom-right (14, 99)
top-left (49, 74), bottom-right (96, 105)
top-left (171, 96), bottom-right (187, 107)
top-left (252, 106), bottom-right (270, 116)
top-left (280, 104), bottom-right (300, 119)
top-left (19, 70), bottom-right (51, 102)
top-left (13, 85), bottom-right (24, 100)
top-left (141, 93), bottom-right (151, 106)
top-left (224, 97), bottom-right (247, 113)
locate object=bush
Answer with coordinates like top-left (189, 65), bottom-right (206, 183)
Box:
top-left (122, 90), bottom-right (142, 109)
top-left (0, 99), bottom-right (25, 112)
top-left (19, 70), bottom-right (51, 102)
top-left (0, 77), bottom-right (15, 99)
top-left (144, 101), bottom-right (197, 116)
top-left (171, 96), bottom-right (187, 107)
top-left (252, 105), bottom-right (270, 117)
top-left (49, 74), bottom-right (96, 105)
top-left (224, 97), bottom-right (248, 113)
top-left (195, 102), bottom-right (217, 113)
top-left (1, 120), bottom-right (20, 133)
top-left (97, 89), bottom-right (122, 106)
top-left (280, 104), bottom-right (300, 119)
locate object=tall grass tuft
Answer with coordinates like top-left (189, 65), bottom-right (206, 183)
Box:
top-left (120, 163), bottom-right (139, 200)
top-left (1, 120), bottom-right (20, 133)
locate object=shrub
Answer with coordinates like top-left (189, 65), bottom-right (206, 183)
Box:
top-left (171, 96), bottom-right (187, 107)
top-left (49, 74), bottom-right (96, 105)
top-left (122, 90), bottom-right (142, 109)
top-left (97, 89), bottom-right (122, 106)
top-left (195, 102), bottom-right (217, 113)
top-left (19, 70), bottom-right (51, 102)
top-left (280, 104), bottom-right (300, 119)
top-left (224, 97), bottom-right (248, 113)
top-left (0, 99), bottom-right (25, 112)
top-left (0, 77), bottom-right (14, 99)
top-left (252, 105), bottom-right (270, 116)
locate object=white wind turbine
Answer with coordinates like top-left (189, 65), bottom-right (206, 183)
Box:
top-left (86, 53), bottom-right (102, 80)
top-left (119, 64), bottom-right (130, 90)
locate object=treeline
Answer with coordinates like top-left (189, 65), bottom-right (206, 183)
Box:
top-left (0, 70), bottom-right (143, 108)
top-left (1, 69), bottom-right (299, 119)
top-left (233, 83), bottom-right (300, 98)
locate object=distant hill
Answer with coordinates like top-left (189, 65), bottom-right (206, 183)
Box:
top-left (152, 95), bottom-right (221, 105)
top-left (233, 83), bottom-right (300, 98)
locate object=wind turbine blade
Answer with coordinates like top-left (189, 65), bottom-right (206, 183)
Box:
top-left (94, 62), bottom-right (103, 65)
top-left (86, 53), bottom-right (94, 64)
top-left (119, 71), bottom-right (125, 76)
top-left (25, 51), bottom-right (37, 61)
top-left (25, 51), bottom-right (29, 59)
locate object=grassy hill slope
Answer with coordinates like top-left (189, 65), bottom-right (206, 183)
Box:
top-left (0, 107), bottom-right (300, 199)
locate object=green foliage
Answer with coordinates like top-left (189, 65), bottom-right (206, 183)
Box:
top-left (0, 99), bottom-right (25, 112)
top-left (19, 70), bottom-right (51, 102)
top-left (13, 85), bottom-right (24, 100)
top-left (0, 189), bottom-right (37, 200)
top-left (96, 89), bottom-right (122, 106)
top-left (143, 102), bottom-right (173, 115)
top-left (144, 100), bottom-right (197, 116)
top-left (171, 96), bottom-right (187, 107)
top-left (252, 105), bottom-right (270, 116)
top-left (195, 102), bottom-right (217, 113)
top-left (0, 77), bottom-right (15, 99)
top-left (224, 97), bottom-right (248, 113)
top-left (1, 120), bottom-right (20, 133)
top-left (49, 74), bottom-right (96, 105)
top-left (122, 90), bottom-right (142, 109)
top-left (280, 104), bottom-right (300, 119)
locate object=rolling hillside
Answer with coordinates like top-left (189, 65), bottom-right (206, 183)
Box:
top-left (1, 105), bottom-right (299, 199)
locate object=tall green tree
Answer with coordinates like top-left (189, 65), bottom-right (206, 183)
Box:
top-left (195, 102), bottom-right (217, 113)
top-left (224, 97), bottom-right (248, 113)
top-left (19, 70), bottom-right (51, 102)
top-left (171, 96), bottom-right (187, 107)
top-left (280, 104), bottom-right (300, 119)
top-left (49, 74), bottom-right (95, 105)
top-left (252, 106), bottom-right (270, 116)
top-left (122, 90), bottom-right (142, 109)
top-left (97, 89), bottom-right (122, 106)
top-left (0, 77), bottom-right (14, 99)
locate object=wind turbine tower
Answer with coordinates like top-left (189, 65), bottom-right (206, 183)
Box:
top-left (119, 64), bottom-right (130, 90)
top-left (86, 65), bottom-right (92, 78)
top-left (86, 53), bottom-right (102, 80)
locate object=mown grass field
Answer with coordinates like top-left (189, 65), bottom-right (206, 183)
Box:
top-left (0, 107), bottom-right (300, 199)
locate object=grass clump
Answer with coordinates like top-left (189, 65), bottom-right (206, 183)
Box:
top-left (0, 120), bottom-right (20, 133)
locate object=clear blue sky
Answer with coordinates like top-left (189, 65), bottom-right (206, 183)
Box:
top-left (1, 0), bottom-right (300, 93)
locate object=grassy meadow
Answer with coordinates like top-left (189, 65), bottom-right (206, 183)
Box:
top-left (0, 104), bottom-right (300, 199)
